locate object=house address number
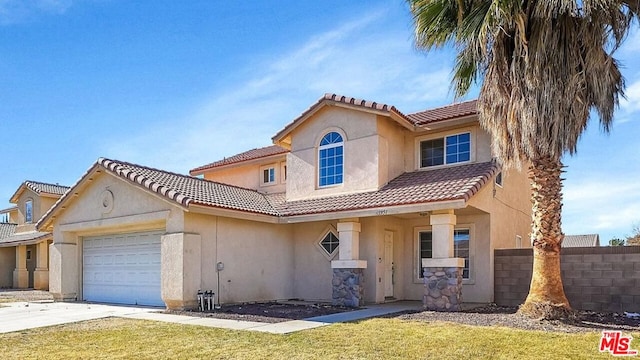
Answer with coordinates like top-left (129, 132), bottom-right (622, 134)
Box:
top-left (376, 209), bottom-right (388, 216)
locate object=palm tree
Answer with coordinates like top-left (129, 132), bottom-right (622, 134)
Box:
top-left (408, 0), bottom-right (638, 319)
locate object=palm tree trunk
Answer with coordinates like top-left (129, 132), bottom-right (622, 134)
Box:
top-left (518, 156), bottom-right (572, 319)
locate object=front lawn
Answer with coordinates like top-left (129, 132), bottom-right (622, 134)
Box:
top-left (0, 317), bottom-right (636, 359)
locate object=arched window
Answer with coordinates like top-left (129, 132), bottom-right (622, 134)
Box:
top-left (25, 199), bottom-right (33, 223)
top-left (318, 132), bottom-right (344, 187)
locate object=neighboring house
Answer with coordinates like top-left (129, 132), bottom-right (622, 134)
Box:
top-left (562, 234), bottom-right (600, 247)
top-left (39, 93), bottom-right (531, 309)
top-left (0, 181), bottom-right (69, 289)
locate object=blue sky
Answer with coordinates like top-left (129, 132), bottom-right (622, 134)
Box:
top-left (0, 0), bottom-right (639, 242)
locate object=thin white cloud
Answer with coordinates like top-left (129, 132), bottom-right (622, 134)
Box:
top-left (0, 0), bottom-right (73, 25)
top-left (103, 7), bottom-right (452, 172)
top-left (563, 178), bottom-right (640, 240)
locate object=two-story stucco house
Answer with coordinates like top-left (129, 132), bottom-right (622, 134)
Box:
top-left (0, 181), bottom-right (69, 290)
top-left (39, 94), bottom-right (531, 310)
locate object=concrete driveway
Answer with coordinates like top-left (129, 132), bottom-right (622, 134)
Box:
top-left (0, 301), bottom-right (159, 333)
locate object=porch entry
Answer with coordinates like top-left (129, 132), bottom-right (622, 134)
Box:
top-left (384, 230), bottom-right (394, 298)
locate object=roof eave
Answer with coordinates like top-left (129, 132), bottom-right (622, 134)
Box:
top-left (189, 152), bottom-right (288, 176)
top-left (0, 232), bottom-right (51, 248)
top-left (37, 163), bottom-right (104, 232)
top-left (280, 199), bottom-right (467, 224)
top-left (8, 185), bottom-right (27, 204)
top-left (416, 114), bottom-right (478, 131)
top-left (272, 98), bottom-right (400, 145)
top-left (189, 204), bottom-right (279, 223)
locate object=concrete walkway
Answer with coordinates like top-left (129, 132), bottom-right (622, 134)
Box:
top-left (0, 301), bottom-right (158, 334)
top-left (0, 300), bottom-right (423, 335)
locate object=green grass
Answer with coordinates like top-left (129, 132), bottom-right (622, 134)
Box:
top-left (0, 317), bottom-right (637, 359)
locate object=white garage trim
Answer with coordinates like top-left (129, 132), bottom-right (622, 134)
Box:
top-left (82, 231), bottom-right (163, 306)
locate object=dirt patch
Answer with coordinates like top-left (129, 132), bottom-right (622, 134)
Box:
top-left (392, 304), bottom-right (640, 333)
top-left (169, 302), bottom-right (640, 332)
top-left (0, 289), bottom-right (53, 302)
top-left (166, 302), bottom-right (356, 324)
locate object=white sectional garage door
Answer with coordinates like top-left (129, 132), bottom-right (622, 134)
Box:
top-left (83, 231), bottom-right (163, 306)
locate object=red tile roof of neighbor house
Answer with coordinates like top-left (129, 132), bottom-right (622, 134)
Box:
top-left (9, 180), bottom-right (70, 203)
top-left (0, 222), bottom-right (50, 247)
top-left (562, 234), bottom-right (600, 247)
top-left (39, 157), bottom-right (498, 228)
top-left (193, 94), bottom-right (478, 174)
top-left (189, 145), bottom-right (289, 174)
top-left (0, 223), bottom-right (17, 239)
top-left (0, 230), bottom-right (51, 247)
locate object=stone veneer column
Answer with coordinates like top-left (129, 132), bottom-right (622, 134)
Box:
top-left (331, 220), bottom-right (367, 307)
top-left (13, 245), bottom-right (28, 288)
top-left (422, 210), bottom-right (464, 311)
top-left (34, 241), bottom-right (49, 290)
top-left (161, 233), bottom-right (201, 310)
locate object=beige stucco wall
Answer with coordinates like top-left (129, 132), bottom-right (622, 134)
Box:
top-left (376, 116), bottom-right (407, 186)
top-left (202, 159), bottom-right (286, 194)
top-left (291, 220), bottom-right (336, 301)
top-left (184, 213), bottom-right (294, 304)
top-left (0, 247), bottom-right (15, 287)
top-left (10, 188), bottom-right (61, 229)
top-left (286, 106), bottom-right (382, 200)
top-left (14, 188), bottom-right (39, 225)
top-left (468, 166), bottom-right (531, 250)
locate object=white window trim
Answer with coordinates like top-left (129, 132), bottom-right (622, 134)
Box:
top-left (259, 164), bottom-right (277, 186)
top-left (317, 130), bottom-right (346, 189)
top-left (495, 171), bottom-right (504, 188)
top-left (315, 225), bottom-right (340, 261)
top-left (415, 127), bottom-right (476, 170)
top-left (455, 224), bottom-right (475, 285)
top-left (413, 223), bottom-right (475, 284)
top-left (413, 226), bottom-right (431, 283)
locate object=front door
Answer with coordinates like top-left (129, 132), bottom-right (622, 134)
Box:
top-left (384, 231), bottom-right (394, 298)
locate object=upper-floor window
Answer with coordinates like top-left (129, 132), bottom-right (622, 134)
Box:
top-left (420, 132), bottom-right (470, 168)
top-left (25, 199), bottom-right (33, 223)
top-left (495, 171), bottom-right (503, 187)
top-left (263, 167), bottom-right (276, 185)
top-left (318, 132), bottom-right (344, 187)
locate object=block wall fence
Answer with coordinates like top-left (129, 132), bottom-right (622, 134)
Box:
top-left (494, 246), bottom-right (640, 312)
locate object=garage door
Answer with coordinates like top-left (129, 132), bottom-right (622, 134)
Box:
top-left (83, 231), bottom-right (163, 306)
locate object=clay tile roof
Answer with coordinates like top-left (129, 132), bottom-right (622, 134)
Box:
top-left (0, 223), bottom-right (17, 239)
top-left (24, 181), bottom-right (70, 196)
top-left (0, 230), bottom-right (51, 247)
top-left (268, 161), bottom-right (498, 216)
top-left (39, 157), bottom-right (497, 228)
top-left (408, 100), bottom-right (478, 126)
top-left (562, 234), bottom-right (600, 248)
top-left (190, 145), bottom-right (289, 175)
top-left (273, 93), bottom-right (413, 142)
top-left (99, 158), bottom-right (280, 215)
top-left (10, 180), bottom-right (70, 203)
